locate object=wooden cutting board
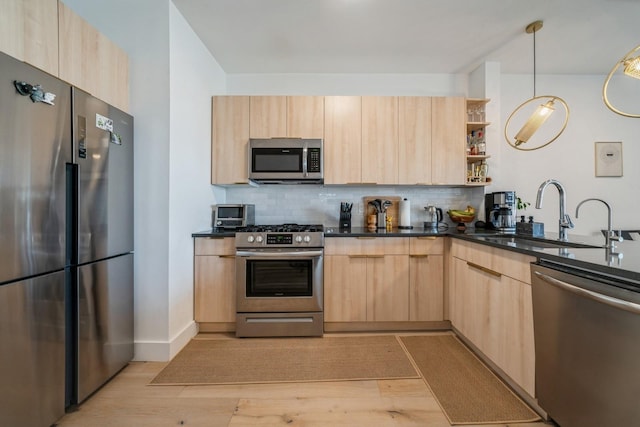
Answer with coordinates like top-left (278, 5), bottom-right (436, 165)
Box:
top-left (363, 196), bottom-right (401, 227)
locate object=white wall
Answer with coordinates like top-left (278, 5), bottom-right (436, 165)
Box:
top-left (226, 73), bottom-right (468, 96)
top-left (167, 2), bottom-right (226, 357)
top-left (497, 74), bottom-right (640, 238)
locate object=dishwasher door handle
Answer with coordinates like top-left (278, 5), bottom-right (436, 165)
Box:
top-left (534, 270), bottom-right (640, 315)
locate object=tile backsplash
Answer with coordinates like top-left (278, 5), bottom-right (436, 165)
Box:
top-left (223, 185), bottom-right (486, 228)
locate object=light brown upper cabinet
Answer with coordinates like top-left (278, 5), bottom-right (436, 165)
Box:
top-left (249, 96), bottom-right (324, 139)
top-left (431, 97), bottom-right (466, 185)
top-left (323, 96), bottom-right (362, 185)
top-left (58, 2), bottom-right (129, 112)
top-left (362, 96), bottom-right (399, 184)
top-left (398, 96), bottom-right (433, 185)
top-left (0, 0), bottom-right (59, 76)
top-left (211, 96), bottom-right (251, 185)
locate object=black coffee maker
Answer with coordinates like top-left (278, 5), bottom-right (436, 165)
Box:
top-left (485, 191), bottom-right (517, 232)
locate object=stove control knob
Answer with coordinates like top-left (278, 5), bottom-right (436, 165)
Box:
top-left (247, 235), bottom-right (255, 243)
top-left (303, 235), bottom-right (311, 243)
top-left (256, 235), bottom-right (264, 243)
top-left (295, 235), bottom-right (303, 243)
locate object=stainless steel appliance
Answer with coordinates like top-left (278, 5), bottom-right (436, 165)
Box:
top-left (423, 205), bottom-right (443, 230)
top-left (71, 87), bottom-right (134, 405)
top-left (531, 262), bottom-right (640, 427)
top-left (485, 191), bottom-right (517, 232)
top-left (248, 138), bottom-right (323, 184)
top-left (235, 224), bottom-right (324, 337)
top-left (0, 52), bottom-right (70, 427)
top-left (212, 204), bottom-right (255, 229)
top-left (0, 52), bottom-right (133, 427)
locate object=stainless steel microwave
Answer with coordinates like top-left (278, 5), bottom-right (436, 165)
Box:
top-left (248, 138), bottom-right (323, 184)
top-left (212, 204), bottom-right (255, 229)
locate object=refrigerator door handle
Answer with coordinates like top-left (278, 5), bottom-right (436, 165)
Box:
top-left (77, 115), bottom-right (87, 159)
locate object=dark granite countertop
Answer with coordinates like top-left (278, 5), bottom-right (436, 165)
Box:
top-left (192, 228), bottom-right (236, 238)
top-left (324, 226), bottom-right (450, 237)
top-left (451, 231), bottom-right (640, 285)
top-left (192, 226), bottom-right (640, 285)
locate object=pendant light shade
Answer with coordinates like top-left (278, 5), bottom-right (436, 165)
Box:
top-left (603, 44), bottom-right (640, 118)
top-left (505, 21), bottom-right (570, 151)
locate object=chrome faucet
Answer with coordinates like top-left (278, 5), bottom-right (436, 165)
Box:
top-left (575, 198), bottom-right (623, 250)
top-left (535, 179), bottom-right (574, 241)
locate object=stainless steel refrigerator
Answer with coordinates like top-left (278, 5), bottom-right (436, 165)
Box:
top-left (0, 51), bottom-right (134, 427)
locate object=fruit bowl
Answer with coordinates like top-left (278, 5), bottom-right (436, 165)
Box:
top-left (447, 211), bottom-right (476, 223)
top-left (447, 207), bottom-right (476, 231)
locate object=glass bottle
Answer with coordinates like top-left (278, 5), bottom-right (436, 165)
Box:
top-left (479, 160), bottom-right (489, 182)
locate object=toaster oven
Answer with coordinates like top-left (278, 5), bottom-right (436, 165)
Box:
top-left (212, 204), bottom-right (255, 229)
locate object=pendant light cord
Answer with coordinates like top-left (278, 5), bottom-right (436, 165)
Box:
top-left (533, 29), bottom-right (537, 97)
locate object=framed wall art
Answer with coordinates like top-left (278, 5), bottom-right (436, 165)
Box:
top-left (595, 141), bottom-right (623, 177)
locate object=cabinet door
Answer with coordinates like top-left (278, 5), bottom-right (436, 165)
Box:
top-left (0, 0), bottom-right (58, 75)
top-left (324, 255), bottom-right (367, 322)
top-left (409, 254), bottom-right (443, 321)
top-left (500, 276), bottom-right (535, 397)
top-left (249, 96), bottom-right (287, 138)
top-left (58, 2), bottom-right (129, 111)
top-left (431, 97), bottom-right (465, 185)
top-left (362, 96), bottom-right (398, 184)
top-left (194, 255), bottom-right (236, 323)
top-left (399, 96), bottom-right (432, 185)
top-left (324, 96), bottom-right (362, 184)
top-left (211, 96), bottom-right (250, 184)
top-left (287, 96), bottom-right (324, 138)
top-left (367, 255), bottom-right (409, 321)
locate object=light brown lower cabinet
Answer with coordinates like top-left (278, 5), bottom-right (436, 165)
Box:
top-left (409, 237), bottom-right (444, 321)
top-left (449, 239), bottom-right (535, 397)
top-left (194, 237), bottom-right (236, 326)
top-left (324, 237), bottom-right (444, 324)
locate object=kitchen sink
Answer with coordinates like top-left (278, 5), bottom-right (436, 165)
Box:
top-left (472, 234), bottom-right (601, 249)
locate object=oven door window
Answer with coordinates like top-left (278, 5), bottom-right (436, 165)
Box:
top-left (251, 148), bottom-right (303, 173)
top-left (246, 259), bottom-right (312, 297)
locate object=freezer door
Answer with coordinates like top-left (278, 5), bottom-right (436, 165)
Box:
top-left (0, 52), bottom-right (72, 284)
top-left (77, 253), bottom-right (134, 403)
top-left (0, 270), bottom-right (66, 427)
top-left (72, 88), bottom-right (134, 264)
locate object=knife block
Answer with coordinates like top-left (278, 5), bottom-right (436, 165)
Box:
top-left (339, 212), bottom-right (351, 230)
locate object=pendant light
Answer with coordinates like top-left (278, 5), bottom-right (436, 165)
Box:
top-left (602, 43), bottom-right (640, 118)
top-left (505, 21), bottom-right (569, 151)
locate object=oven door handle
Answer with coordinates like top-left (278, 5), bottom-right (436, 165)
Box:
top-left (235, 250), bottom-right (324, 258)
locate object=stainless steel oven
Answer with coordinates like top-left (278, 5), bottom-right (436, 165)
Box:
top-left (235, 224), bottom-right (324, 337)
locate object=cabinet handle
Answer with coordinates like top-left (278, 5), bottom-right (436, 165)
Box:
top-left (348, 255), bottom-right (384, 259)
top-left (346, 182), bottom-right (377, 185)
top-left (219, 255), bottom-right (236, 259)
top-left (206, 236), bottom-right (225, 240)
top-left (357, 236), bottom-right (376, 240)
top-left (467, 261), bottom-right (501, 278)
top-left (410, 254), bottom-right (430, 258)
top-left (417, 236), bottom-right (437, 240)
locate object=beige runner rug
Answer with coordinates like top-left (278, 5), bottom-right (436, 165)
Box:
top-left (150, 335), bottom-right (419, 385)
top-left (400, 335), bottom-right (540, 425)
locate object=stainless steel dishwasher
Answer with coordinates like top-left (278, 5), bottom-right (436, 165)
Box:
top-left (531, 262), bottom-right (640, 427)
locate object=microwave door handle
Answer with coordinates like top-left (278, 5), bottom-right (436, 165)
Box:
top-left (302, 146), bottom-right (308, 177)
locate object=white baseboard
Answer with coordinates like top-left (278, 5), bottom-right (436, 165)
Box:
top-left (133, 321), bottom-right (198, 362)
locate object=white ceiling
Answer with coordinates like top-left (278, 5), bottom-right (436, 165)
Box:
top-left (172, 0), bottom-right (640, 76)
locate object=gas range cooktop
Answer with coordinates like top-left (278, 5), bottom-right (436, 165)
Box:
top-left (235, 224), bottom-right (324, 248)
top-left (236, 224), bottom-right (324, 233)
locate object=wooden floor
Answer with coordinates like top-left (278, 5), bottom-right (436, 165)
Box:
top-left (56, 333), bottom-right (552, 427)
